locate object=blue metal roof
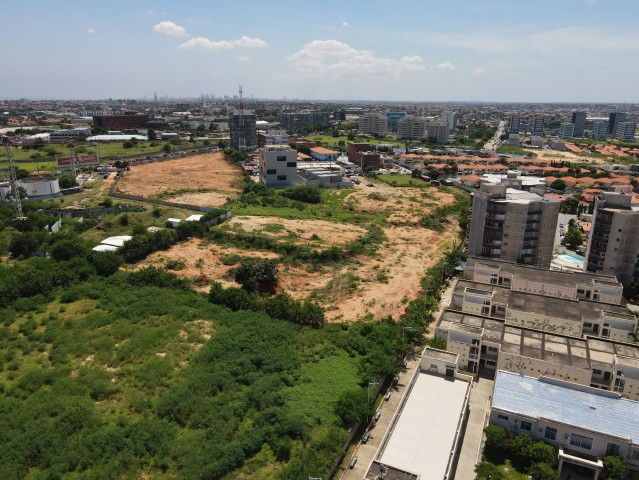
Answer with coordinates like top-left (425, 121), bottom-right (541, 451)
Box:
top-left (493, 370), bottom-right (639, 443)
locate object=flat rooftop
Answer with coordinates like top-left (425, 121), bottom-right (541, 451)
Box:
top-left (466, 257), bottom-right (621, 289)
top-left (493, 370), bottom-right (639, 442)
top-left (378, 373), bottom-right (470, 480)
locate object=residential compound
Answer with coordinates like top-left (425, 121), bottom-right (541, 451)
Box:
top-left (435, 258), bottom-right (639, 401)
top-left (278, 111), bottom-right (329, 130)
top-left (396, 115), bottom-right (449, 142)
top-left (586, 191), bottom-right (639, 287)
top-left (468, 183), bottom-right (559, 268)
top-left (358, 112), bottom-right (387, 136)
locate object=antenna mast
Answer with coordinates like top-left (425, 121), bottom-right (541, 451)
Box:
top-left (3, 138), bottom-right (24, 219)
top-left (238, 85), bottom-right (246, 151)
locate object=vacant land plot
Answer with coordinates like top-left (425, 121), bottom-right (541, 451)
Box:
top-left (117, 152), bottom-right (243, 206)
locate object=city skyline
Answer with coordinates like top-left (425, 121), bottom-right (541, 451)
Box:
top-left (2, 0), bottom-right (639, 102)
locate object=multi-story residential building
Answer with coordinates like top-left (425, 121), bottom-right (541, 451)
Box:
top-left (358, 112), bottom-right (387, 136)
top-left (509, 115), bottom-right (521, 134)
top-left (531, 115), bottom-right (545, 136)
top-left (396, 115), bottom-right (427, 140)
top-left (229, 109), bottom-right (257, 150)
top-left (592, 120), bottom-right (610, 141)
top-left (609, 112), bottom-right (627, 135)
top-left (258, 145), bottom-right (298, 188)
top-left (332, 110), bottom-right (346, 121)
top-left (257, 130), bottom-right (289, 148)
top-left (385, 111), bottom-right (406, 132)
top-left (615, 121), bottom-right (637, 142)
top-left (571, 111), bottom-right (587, 137)
top-left (468, 183), bottom-right (559, 267)
top-left (426, 121), bottom-right (449, 143)
top-left (559, 122), bottom-right (575, 138)
top-left (278, 111), bottom-right (329, 130)
top-left (440, 110), bottom-right (459, 134)
top-left (465, 257), bottom-right (623, 304)
top-left (490, 371), bottom-right (639, 478)
top-left (508, 134), bottom-right (520, 146)
top-left (586, 192), bottom-right (639, 287)
top-left (346, 143), bottom-right (382, 170)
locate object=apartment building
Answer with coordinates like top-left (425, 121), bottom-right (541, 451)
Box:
top-left (436, 309), bottom-right (639, 399)
top-left (450, 279), bottom-right (636, 342)
top-left (559, 122), bottom-right (575, 138)
top-left (426, 121), bottom-right (449, 143)
top-left (615, 121), bottom-right (637, 142)
top-left (490, 371), bottom-right (639, 478)
top-left (440, 110), bottom-right (459, 134)
top-left (531, 115), bottom-right (545, 136)
top-left (468, 184), bottom-right (559, 267)
top-left (278, 111), bottom-right (329, 130)
top-left (385, 111), bottom-right (406, 132)
top-left (585, 192), bottom-right (639, 287)
top-left (258, 145), bottom-right (298, 188)
top-left (358, 112), bottom-right (387, 136)
top-left (509, 115), bottom-right (521, 134)
top-left (548, 138), bottom-right (566, 151)
top-left (592, 120), bottom-right (610, 141)
top-left (229, 110), bottom-right (257, 150)
top-left (257, 130), bottom-right (289, 148)
top-left (92, 113), bottom-right (149, 130)
top-left (465, 257), bottom-right (623, 304)
top-left (571, 111), bottom-right (586, 137)
top-left (396, 115), bottom-right (427, 140)
top-left (508, 134), bottom-right (520, 145)
top-left (609, 112), bottom-right (627, 135)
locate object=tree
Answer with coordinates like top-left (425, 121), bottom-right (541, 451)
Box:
top-left (603, 455), bottom-right (627, 480)
top-left (91, 251), bottom-right (123, 276)
top-left (484, 425), bottom-right (510, 455)
top-left (58, 174), bottom-right (78, 189)
top-left (564, 225), bottom-right (583, 249)
top-left (147, 128), bottom-right (156, 140)
top-left (560, 196), bottom-right (579, 214)
top-left (550, 179), bottom-right (567, 191)
top-left (9, 232), bottom-right (40, 258)
top-left (528, 462), bottom-right (557, 480)
top-left (334, 388), bottom-right (373, 427)
top-left (162, 144), bottom-right (172, 153)
top-left (50, 239), bottom-right (86, 261)
top-left (234, 259), bottom-right (278, 293)
top-left (475, 461), bottom-right (505, 480)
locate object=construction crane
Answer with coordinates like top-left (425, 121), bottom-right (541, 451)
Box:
top-left (2, 137), bottom-right (25, 220)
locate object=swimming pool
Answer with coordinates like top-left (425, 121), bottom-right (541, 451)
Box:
top-left (557, 254), bottom-right (584, 264)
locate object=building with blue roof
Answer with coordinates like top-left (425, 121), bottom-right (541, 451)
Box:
top-left (490, 370), bottom-right (639, 479)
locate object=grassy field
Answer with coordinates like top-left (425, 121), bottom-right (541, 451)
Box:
top-left (496, 145), bottom-right (538, 157)
top-left (377, 174), bottom-right (430, 187)
top-left (305, 135), bottom-right (404, 149)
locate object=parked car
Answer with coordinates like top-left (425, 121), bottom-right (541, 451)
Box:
top-left (349, 456), bottom-right (358, 469)
top-left (373, 411), bottom-right (381, 422)
top-left (362, 432), bottom-right (370, 444)
top-left (384, 392), bottom-right (391, 401)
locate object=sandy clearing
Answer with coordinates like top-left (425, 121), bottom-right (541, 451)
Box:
top-left (117, 152), bottom-right (243, 207)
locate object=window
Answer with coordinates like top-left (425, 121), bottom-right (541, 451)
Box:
top-left (497, 414), bottom-right (509, 421)
top-left (276, 155), bottom-right (286, 162)
top-left (570, 433), bottom-right (593, 450)
top-left (632, 450), bottom-right (639, 460)
top-left (277, 175), bottom-right (287, 181)
top-left (266, 169), bottom-right (276, 174)
top-left (606, 443), bottom-right (620, 456)
top-left (544, 426), bottom-right (557, 441)
top-left (286, 162), bottom-right (296, 167)
top-left (592, 369), bottom-right (602, 375)
top-left (520, 421), bottom-right (532, 432)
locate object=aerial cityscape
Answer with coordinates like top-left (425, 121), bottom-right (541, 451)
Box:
top-left (2, 1), bottom-right (639, 480)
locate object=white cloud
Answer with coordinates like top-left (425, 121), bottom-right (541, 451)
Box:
top-left (153, 21), bottom-right (188, 37)
top-left (179, 35), bottom-right (267, 51)
top-left (286, 40), bottom-right (425, 77)
top-left (236, 56), bottom-right (250, 63)
top-left (87, 28), bottom-right (96, 34)
top-left (471, 67), bottom-right (485, 77)
top-left (342, 21), bottom-right (351, 28)
top-left (146, 10), bottom-right (154, 15)
top-left (436, 61), bottom-right (455, 70)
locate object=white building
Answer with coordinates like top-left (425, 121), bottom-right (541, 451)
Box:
top-left (490, 370), bottom-right (639, 479)
top-left (508, 134), bottom-right (520, 145)
top-left (440, 110), bottom-right (459, 134)
top-left (258, 145), bottom-right (298, 188)
top-left (50, 127), bottom-right (92, 144)
top-left (17, 178), bottom-right (61, 198)
top-left (548, 138), bottom-right (566, 151)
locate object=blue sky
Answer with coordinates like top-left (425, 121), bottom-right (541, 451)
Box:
top-left (2, 0), bottom-right (638, 102)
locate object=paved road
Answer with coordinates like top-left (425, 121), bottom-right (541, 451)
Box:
top-left (483, 120), bottom-right (506, 152)
top-left (454, 376), bottom-right (495, 479)
top-left (554, 213), bottom-right (578, 248)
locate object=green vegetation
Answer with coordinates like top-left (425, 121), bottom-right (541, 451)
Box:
top-left (377, 174), bottom-right (429, 187)
top-left (497, 145), bottom-right (539, 157)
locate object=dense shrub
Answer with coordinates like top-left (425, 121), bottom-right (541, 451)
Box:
top-left (280, 185), bottom-right (322, 204)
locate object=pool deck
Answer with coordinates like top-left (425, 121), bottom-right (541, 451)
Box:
top-left (552, 254), bottom-right (585, 272)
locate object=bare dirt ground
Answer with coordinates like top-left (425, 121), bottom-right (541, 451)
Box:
top-left (133, 181), bottom-right (460, 322)
top-left (117, 152), bottom-right (243, 206)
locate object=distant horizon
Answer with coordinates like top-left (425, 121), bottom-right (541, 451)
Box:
top-left (2, 1), bottom-right (639, 102)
